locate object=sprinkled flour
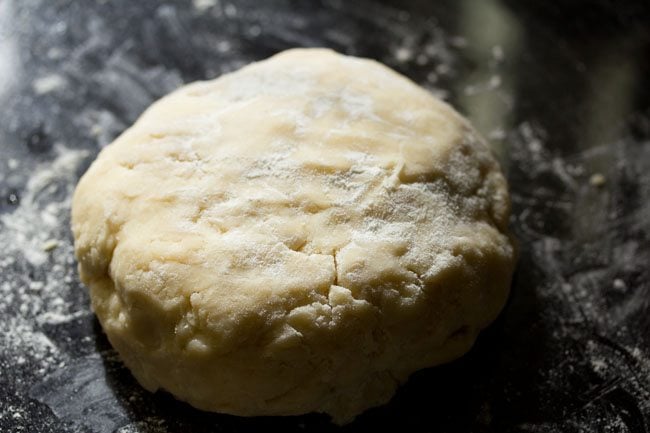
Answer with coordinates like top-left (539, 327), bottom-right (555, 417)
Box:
top-left (0, 145), bottom-right (89, 377)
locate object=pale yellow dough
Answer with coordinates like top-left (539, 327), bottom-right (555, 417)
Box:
top-left (72, 48), bottom-right (516, 423)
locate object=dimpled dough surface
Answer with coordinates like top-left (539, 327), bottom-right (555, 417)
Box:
top-left (71, 48), bottom-right (516, 423)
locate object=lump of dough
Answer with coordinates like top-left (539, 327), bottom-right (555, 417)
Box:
top-left (71, 48), bottom-right (516, 424)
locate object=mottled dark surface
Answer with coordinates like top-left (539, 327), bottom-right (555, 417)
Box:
top-left (1, 0), bottom-right (649, 432)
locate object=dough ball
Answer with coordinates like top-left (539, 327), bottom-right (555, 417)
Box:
top-left (72, 48), bottom-right (516, 423)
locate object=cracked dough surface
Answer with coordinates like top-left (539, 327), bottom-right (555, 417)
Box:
top-left (72, 48), bottom-right (516, 423)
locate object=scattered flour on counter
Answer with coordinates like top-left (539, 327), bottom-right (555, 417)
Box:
top-left (1, 144), bottom-right (88, 267)
top-left (224, 3), bottom-right (237, 18)
top-left (589, 172), bottom-right (606, 187)
top-left (32, 74), bottom-right (67, 95)
top-left (36, 310), bottom-right (87, 326)
top-left (393, 46), bottom-right (413, 63)
top-left (590, 358), bottom-right (608, 373)
top-left (0, 405), bottom-right (27, 424)
top-left (612, 278), bottom-right (627, 292)
top-left (0, 144), bottom-right (90, 376)
top-left (192, 0), bottom-right (219, 13)
top-left (116, 419), bottom-right (169, 433)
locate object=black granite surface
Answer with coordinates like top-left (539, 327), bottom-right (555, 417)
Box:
top-left (1, 0), bottom-right (649, 432)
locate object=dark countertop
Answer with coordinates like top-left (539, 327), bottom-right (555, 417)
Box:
top-left (1, 1), bottom-right (649, 432)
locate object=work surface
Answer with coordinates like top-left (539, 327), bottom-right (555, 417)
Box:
top-left (1, 0), bottom-right (649, 432)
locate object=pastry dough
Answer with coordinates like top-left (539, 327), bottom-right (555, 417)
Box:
top-left (72, 48), bottom-right (516, 423)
